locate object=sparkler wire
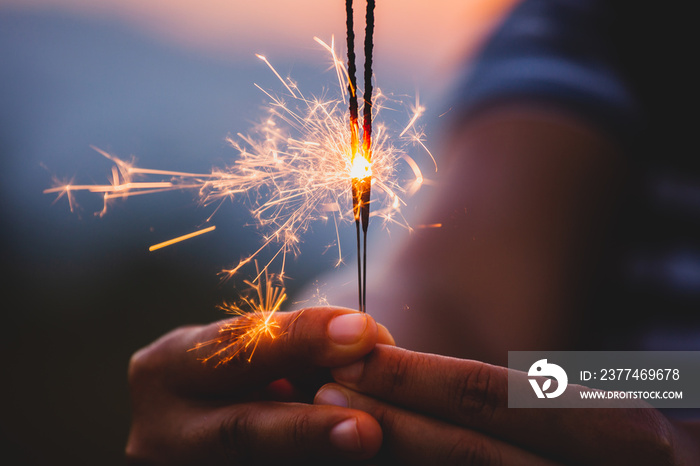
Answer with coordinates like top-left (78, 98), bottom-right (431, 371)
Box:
top-left (361, 0), bottom-right (375, 313)
top-left (346, 0), bottom-right (364, 314)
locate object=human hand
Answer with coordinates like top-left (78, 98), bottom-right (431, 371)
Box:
top-left (126, 307), bottom-right (393, 465)
top-left (315, 345), bottom-right (700, 465)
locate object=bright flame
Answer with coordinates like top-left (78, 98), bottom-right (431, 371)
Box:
top-left (350, 152), bottom-right (372, 180)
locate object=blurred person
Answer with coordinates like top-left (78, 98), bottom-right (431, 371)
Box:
top-left (127, 0), bottom-right (700, 463)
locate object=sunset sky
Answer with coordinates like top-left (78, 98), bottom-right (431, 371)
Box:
top-left (2, 0), bottom-right (517, 88)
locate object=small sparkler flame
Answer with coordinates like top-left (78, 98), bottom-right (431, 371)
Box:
top-left (350, 154), bottom-right (372, 180)
top-left (190, 265), bottom-right (293, 365)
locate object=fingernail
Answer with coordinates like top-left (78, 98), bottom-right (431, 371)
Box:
top-left (329, 418), bottom-right (362, 453)
top-left (332, 360), bottom-right (364, 384)
top-left (316, 386), bottom-right (348, 408)
top-left (328, 313), bottom-right (368, 345)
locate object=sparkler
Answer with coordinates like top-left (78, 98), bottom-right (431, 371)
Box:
top-left (45, 16), bottom-right (434, 363)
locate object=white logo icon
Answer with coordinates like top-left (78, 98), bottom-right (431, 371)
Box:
top-left (528, 359), bottom-right (568, 399)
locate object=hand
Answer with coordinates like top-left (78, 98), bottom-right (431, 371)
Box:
top-left (126, 307), bottom-right (393, 465)
top-left (315, 345), bottom-right (700, 465)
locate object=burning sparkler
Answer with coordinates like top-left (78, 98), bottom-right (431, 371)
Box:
top-left (45, 40), bottom-right (431, 283)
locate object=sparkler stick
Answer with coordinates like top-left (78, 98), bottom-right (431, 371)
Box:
top-left (347, 0), bottom-right (375, 313)
top-left (361, 0), bottom-right (375, 313)
top-left (346, 0), bottom-right (363, 314)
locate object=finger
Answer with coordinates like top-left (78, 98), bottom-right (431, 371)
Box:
top-left (200, 402), bottom-right (382, 464)
top-left (331, 345), bottom-right (675, 465)
top-left (315, 383), bottom-right (557, 466)
top-left (332, 345), bottom-right (509, 428)
top-left (263, 323), bottom-right (396, 402)
top-left (130, 307), bottom-right (380, 396)
top-left (128, 401), bottom-right (382, 465)
top-left (377, 323), bottom-right (396, 346)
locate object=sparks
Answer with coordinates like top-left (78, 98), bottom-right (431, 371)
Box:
top-left (148, 225), bottom-right (216, 252)
top-left (45, 38), bottom-right (433, 284)
top-left (189, 265), bottom-right (293, 365)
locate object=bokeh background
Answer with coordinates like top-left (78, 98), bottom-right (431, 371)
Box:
top-left (0, 0), bottom-right (515, 463)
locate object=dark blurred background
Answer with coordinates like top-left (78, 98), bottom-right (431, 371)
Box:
top-left (0, 11), bottom-right (282, 463)
top-left (0, 1), bottom-right (504, 462)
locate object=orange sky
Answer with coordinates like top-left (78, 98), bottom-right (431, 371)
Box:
top-left (2, 0), bottom-right (518, 88)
